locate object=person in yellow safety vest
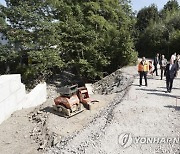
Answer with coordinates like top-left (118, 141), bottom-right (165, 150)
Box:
top-left (138, 57), bottom-right (149, 87)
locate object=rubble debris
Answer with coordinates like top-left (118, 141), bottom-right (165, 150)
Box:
top-left (93, 68), bottom-right (136, 95)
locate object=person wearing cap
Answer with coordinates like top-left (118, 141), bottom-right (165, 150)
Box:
top-left (138, 57), bottom-right (149, 87)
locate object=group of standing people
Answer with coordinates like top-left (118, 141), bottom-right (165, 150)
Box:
top-left (138, 53), bottom-right (180, 93)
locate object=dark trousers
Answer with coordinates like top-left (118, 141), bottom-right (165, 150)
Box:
top-left (153, 65), bottom-right (158, 76)
top-left (160, 67), bottom-right (165, 80)
top-left (139, 71), bottom-right (147, 86)
top-left (166, 77), bottom-right (174, 92)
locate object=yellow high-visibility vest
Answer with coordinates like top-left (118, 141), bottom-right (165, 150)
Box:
top-left (138, 61), bottom-right (149, 72)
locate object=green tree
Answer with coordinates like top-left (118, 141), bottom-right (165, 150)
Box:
top-left (160, 0), bottom-right (179, 19)
top-left (1, 0), bottom-right (64, 83)
top-left (49, 0), bottom-right (137, 78)
top-left (0, 5), bottom-right (16, 74)
top-left (135, 0), bottom-right (180, 59)
top-left (136, 4), bottom-right (159, 32)
top-left (165, 11), bottom-right (180, 55)
top-left (136, 23), bottom-right (166, 57)
top-left (169, 30), bottom-right (180, 54)
top-left (1, 0), bottom-right (137, 84)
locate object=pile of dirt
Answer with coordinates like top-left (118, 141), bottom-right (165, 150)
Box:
top-left (93, 66), bottom-right (137, 94)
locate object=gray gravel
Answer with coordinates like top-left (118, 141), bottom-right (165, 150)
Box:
top-left (46, 66), bottom-right (180, 154)
top-left (93, 67), bottom-right (136, 95)
top-left (46, 66), bottom-right (137, 154)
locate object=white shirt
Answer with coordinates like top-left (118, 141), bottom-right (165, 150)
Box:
top-left (171, 55), bottom-right (176, 61)
top-left (169, 64), bottom-right (173, 70)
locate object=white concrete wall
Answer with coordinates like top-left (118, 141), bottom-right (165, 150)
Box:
top-left (0, 75), bottom-right (23, 102)
top-left (23, 83), bottom-right (47, 109)
top-left (0, 74), bottom-right (47, 124)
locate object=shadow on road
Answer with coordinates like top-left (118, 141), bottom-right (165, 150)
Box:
top-left (164, 105), bottom-right (180, 111)
top-left (157, 87), bottom-right (180, 90)
top-left (157, 87), bottom-right (167, 89)
top-left (174, 78), bottom-right (180, 80)
top-left (147, 92), bottom-right (180, 99)
top-left (172, 87), bottom-right (180, 90)
top-left (40, 106), bottom-right (66, 118)
top-left (136, 88), bottom-right (166, 93)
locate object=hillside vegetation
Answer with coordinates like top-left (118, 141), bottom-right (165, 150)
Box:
top-left (0, 0), bottom-right (179, 85)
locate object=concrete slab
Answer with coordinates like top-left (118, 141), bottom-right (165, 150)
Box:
top-left (0, 74), bottom-right (21, 102)
top-left (24, 82), bottom-right (47, 108)
top-left (0, 74), bottom-right (47, 124)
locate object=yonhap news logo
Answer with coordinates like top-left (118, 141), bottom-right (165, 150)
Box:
top-left (118, 132), bottom-right (133, 148)
top-left (118, 132), bottom-right (180, 149)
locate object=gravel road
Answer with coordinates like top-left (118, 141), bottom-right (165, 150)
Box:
top-left (47, 69), bottom-right (180, 154)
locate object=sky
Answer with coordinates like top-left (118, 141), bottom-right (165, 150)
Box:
top-left (0, 0), bottom-right (180, 11)
top-left (0, 0), bottom-right (5, 6)
top-left (131, 0), bottom-right (180, 11)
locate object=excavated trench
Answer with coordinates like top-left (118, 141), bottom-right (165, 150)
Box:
top-left (46, 80), bottom-right (134, 153)
top-left (28, 66), bottom-right (137, 153)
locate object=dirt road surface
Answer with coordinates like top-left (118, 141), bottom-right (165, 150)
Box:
top-left (48, 70), bottom-right (180, 154)
top-left (0, 66), bottom-right (180, 154)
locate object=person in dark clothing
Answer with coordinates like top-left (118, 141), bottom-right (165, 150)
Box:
top-left (153, 53), bottom-right (160, 76)
top-left (174, 54), bottom-right (180, 77)
top-left (175, 54), bottom-right (180, 70)
top-left (164, 59), bottom-right (177, 93)
top-left (159, 55), bottom-right (167, 80)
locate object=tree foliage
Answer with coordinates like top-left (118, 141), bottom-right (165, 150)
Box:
top-left (160, 0), bottom-right (179, 19)
top-left (135, 0), bottom-right (180, 59)
top-left (0, 0), bottom-right (137, 84)
top-left (136, 4), bottom-right (159, 32)
top-left (1, 0), bottom-right (179, 85)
